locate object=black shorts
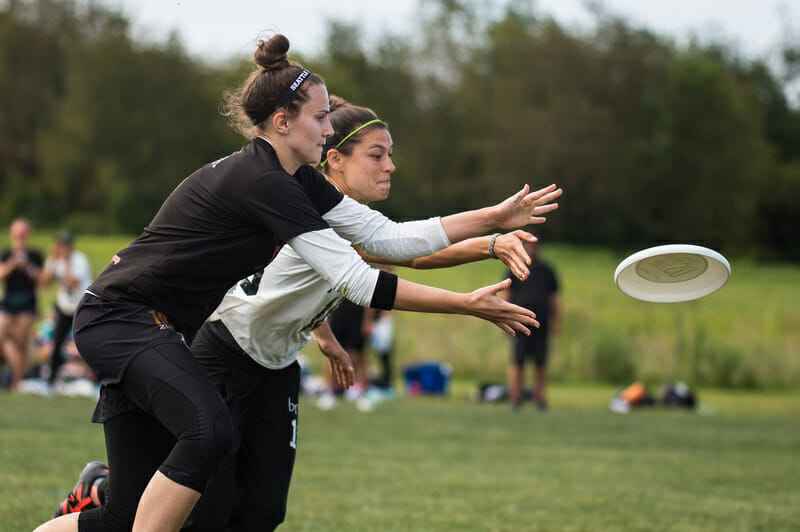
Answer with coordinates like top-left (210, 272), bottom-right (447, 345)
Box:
top-left (1, 291), bottom-right (37, 314)
top-left (329, 300), bottom-right (366, 350)
top-left (512, 329), bottom-right (549, 369)
top-left (73, 293), bottom-right (187, 385)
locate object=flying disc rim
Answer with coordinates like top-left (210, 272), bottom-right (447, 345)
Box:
top-left (614, 244), bottom-right (731, 302)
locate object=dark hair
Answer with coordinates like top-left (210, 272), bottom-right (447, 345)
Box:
top-left (321, 95), bottom-right (388, 174)
top-left (222, 34), bottom-right (325, 137)
top-left (55, 229), bottom-right (74, 245)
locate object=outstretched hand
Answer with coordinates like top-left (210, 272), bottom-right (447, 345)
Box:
top-left (466, 278), bottom-right (539, 335)
top-left (493, 230), bottom-right (537, 280)
top-left (493, 184), bottom-right (562, 231)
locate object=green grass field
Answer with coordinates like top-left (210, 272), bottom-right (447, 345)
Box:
top-left (2, 385), bottom-right (799, 531)
top-left (1, 235), bottom-right (798, 529)
top-left (12, 234), bottom-right (800, 388)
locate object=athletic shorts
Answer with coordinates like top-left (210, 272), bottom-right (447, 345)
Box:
top-left (512, 329), bottom-right (549, 369)
top-left (72, 293), bottom-right (189, 422)
top-left (329, 300), bottom-right (366, 351)
top-left (1, 291), bottom-right (37, 314)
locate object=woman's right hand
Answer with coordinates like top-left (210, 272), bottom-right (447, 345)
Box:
top-left (465, 278), bottom-right (539, 335)
top-left (492, 230), bottom-right (536, 280)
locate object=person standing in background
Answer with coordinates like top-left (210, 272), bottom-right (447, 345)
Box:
top-left (39, 230), bottom-right (93, 389)
top-left (504, 239), bottom-right (561, 411)
top-left (0, 218), bottom-right (43, 392)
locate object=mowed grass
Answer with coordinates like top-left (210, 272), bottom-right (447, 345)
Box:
top-left (2, 235), bottom-right (798, 529)
top-left (2, 385), bottom-right (799, 531)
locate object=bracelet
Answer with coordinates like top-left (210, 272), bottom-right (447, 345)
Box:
top-left (488, 233), bottom-right (501, 259)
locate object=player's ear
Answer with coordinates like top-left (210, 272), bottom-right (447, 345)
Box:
top-left (326, 150), bottom-right (344, 171)
top-left (271, 110), bottom-right (290, 135)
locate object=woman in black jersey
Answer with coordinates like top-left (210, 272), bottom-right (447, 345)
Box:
top-left (36, 34), bottom-right (557, 532)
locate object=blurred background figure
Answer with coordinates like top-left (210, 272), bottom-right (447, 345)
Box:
top-left (0, 218), bottom-right (43, 392)
top-left (369, 308), bottom-right (395, 391)
top-left (328, 298), bottom-right (373, 399)
top-left (503, 239), bottom-right (561, 411)
top-left (39, 230), bottom-right (93, 390)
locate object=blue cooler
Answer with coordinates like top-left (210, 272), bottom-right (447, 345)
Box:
top-left (403, 361), bottom-right (452, 396)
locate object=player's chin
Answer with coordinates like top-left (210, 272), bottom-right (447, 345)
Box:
top-left (376, 183), bottom-right (391, 200)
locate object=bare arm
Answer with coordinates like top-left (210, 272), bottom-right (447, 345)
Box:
top-left (439, 184), bottom-right (561, 243)
top-left (311, 322), bottom-right (355, 389)
top-left (392, 278), bottom-right (538, 336)
top-left (359, 230), bottom-right (537, 281)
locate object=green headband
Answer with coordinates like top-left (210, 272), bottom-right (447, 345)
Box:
top-left (320, 119), bottom-right (383, 168)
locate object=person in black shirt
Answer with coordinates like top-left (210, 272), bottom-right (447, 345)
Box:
top-left (0, 218), bottom-right (43, 392)
top-left (504, 240), bottom-right (561, 410)
top-left (36, 34), bottom-right (558, 532)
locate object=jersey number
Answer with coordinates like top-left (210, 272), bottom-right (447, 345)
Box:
top-left (239, 270), bottom-right (264, 296)
top-left (290, 419), bottom-right (297, 449)
top-left (148, 310), bottom-right (169, 325)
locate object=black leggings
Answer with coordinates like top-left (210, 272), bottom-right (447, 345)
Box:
top-left (78, 343), bottom-right (233, 532)
top-left (184, 321), bottom-right (300, 532)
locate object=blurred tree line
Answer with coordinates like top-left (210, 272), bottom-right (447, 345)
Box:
top-left (2, 0), bottom-right (799, 260)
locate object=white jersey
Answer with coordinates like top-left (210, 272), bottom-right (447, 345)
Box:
top-left (45, 250), bottom-right (93, 315)
top-left (211, 196), bottom-right (450, 369)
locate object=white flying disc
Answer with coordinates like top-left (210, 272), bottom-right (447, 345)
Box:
top-left (614, 244), bottom-right (730, 303)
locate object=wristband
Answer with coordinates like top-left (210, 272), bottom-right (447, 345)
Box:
top-left (488, 233), bottom-right (501, 259)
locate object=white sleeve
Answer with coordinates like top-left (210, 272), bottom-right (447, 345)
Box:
top-left (322, 195), bottom-right (451, 260)
top-left (288, 228), bottom-right (382, 307)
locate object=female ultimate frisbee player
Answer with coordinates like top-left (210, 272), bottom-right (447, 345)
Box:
top-left (181, 95), bottom-right (556, 531)
top-left (48, 95), bottom-right (557, 532)
top-left (35, 34), bottom-right (559, 532)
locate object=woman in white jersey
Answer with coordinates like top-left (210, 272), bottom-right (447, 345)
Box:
top-left (185, 96), bottom-right (556, 531)
top-left (39, 35), bottom-right (560, 532)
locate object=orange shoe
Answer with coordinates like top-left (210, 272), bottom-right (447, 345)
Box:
top-left (53, 461), bottom-right (108, 517)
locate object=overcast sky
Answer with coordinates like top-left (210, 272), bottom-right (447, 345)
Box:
top-left (95, 0), bottom-right (797, 104)
top-left (99, 0), bottom-right (795, 62)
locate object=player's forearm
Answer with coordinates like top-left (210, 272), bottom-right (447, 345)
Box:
top-left (440, 207), bottom-right (498, 244)
top-left (356, 237), bottom-right (490, 270)
top-left (391, 279), bottom-right (468, 314)
top-left (311, 322), bottom-right (344, 356)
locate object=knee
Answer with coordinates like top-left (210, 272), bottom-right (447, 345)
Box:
top-left (161, 398), bottom-right (234, 492)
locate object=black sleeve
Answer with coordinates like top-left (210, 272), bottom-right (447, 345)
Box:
top-left (30, 250), bottom-right (44, 267)
top-left (240, 171), bottom-right (335, 244)
top-left (369, 269), bottom-right (398, 310)
top-left (294, 165), bottom-right (345, 216)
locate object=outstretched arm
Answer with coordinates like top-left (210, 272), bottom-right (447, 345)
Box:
top-left (439, 184), bottom-right (561, 242)
top-left (322, 184), bottom-right (562, 262)
top-left (392, 278), bottom-right (538, 336)
top-left (290, 229), bottom-right (537, 335)
top-left (360, 230), bottom-right (537, 281)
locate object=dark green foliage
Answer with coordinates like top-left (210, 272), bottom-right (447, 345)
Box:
top-left (1, 0), bottom-right (800, 258)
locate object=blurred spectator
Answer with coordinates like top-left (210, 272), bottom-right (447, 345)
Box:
top-left (369, 308), bottom-right (395, 390)
top-left (503, 239), bottom-right (561, 411)
top-left (39, 230), bottom-right (93, 389)
top-left (328, 298), bottom-right (373, 398)
top-left (0, 218), bottom-right (43, 392)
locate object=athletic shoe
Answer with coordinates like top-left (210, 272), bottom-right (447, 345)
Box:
top-left (53, 461), bottom-right (108, 518)
top-left (316, 393), bottom-right (337, 411)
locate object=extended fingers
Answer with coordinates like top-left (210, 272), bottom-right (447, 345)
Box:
top-left (523, 185), bottom-right (562, 204)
